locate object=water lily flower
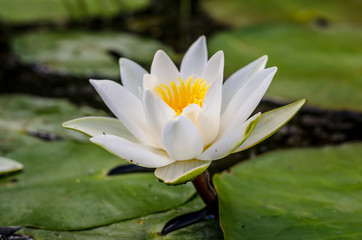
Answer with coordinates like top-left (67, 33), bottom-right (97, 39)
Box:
top-left (63, 36), bottom-right (305, 185)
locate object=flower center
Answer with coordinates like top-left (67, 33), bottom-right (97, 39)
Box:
top-left (155, 77), bottom-right (210, 116)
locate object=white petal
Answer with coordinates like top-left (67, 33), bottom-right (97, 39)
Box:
top-left (220, 67), bottom-right (277, 137)
top-left (180, 36), bottom-right (207, 79)
top-left (154, 159), bottom-right (211, 185)
top-left (234, 99), bottom-right (306, 152)
top-left (181, 103), bottom-right (201, 126)
top-left (143, 90), bottom-right (175, 147)
top-left (151, 50), bottom-right (180, 84)
top-left (138, 86), bottom-right (144, 99)
top-left (62, 116), bottom-right (138, 142)
top-left (0, 157), bottom-right (23, 175)
top-left (197, 76), bottom-right (222, 146)
top-left (119, 58), bottom-right (148, 97)
top-left (90, 80), bottom-right (155, 146)
top-left (90, 134), bottom-right (174, 168)
top-left (222, 55), bottom-right (268, 112)
top-left (143, 74), bottom-right (161, 92)
top-left (162, 116), bottom-right (204, 160)
top-left (198, 113), bottom-right (260, 161)
top-left (201, 51), bottom-right (224, 84)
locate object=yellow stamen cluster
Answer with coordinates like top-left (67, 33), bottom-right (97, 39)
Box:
top-left (156, 77), bottom-right (210, 116)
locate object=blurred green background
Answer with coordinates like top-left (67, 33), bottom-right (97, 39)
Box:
top-left (0, 0), bottom-right (361, 239)
top-left (1, 0), bottom-right (362, 111)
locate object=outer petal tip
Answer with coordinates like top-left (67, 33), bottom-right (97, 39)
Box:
top-left (200, 35), bottom-right (206, 42)
top-left (119, 57), bottom-right (128, 63)
top-left (194, 35), bottom-right (206, 45)
top-left (212, 50), bottom-right (224, 61)
top-left (152, 50), bottom-right (169, 64)
top-left (119, 57), bottom-right (131, 66)
top-left (269, 66), bottom-right (278, 73)
top-left (62, 120), bottom-right (76, 130)
top-left (89, 79), bottom-right (104, 87)
top-left (154, 49), bottom-right (165, 57)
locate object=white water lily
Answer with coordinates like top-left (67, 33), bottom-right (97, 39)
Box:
top-left (63, 36), bottom-right (305, 184)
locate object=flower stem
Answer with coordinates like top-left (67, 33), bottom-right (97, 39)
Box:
top-left (192, 170), bottom-right (218, 214)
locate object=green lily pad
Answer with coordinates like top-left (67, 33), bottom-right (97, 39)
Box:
top-left (12, 31), bottom-right (175, 79)
top-left (0, 95), bottom-right (194, 230)
top-left (0, 94), bottom-right (104, 141)
top-left (0, 157), bottom-right (23, 175)
top-left (0, 169), bottom-right (194, 230)
top-left (20, 197), bottom-right (223, 239)
top-left (0, 0), bottom-right (151, 24)
top-left (214, 143), bottom-right (362, 240)
top-left (202, 0), bottom-right (362, 27)
top-left (209, 24), bottom-right (362, 111)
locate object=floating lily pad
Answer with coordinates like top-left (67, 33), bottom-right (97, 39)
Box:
top-left (0, 168), bottom-right (194, 230)
top-left (0, 95), bottom-right (194, 230)
top-left (12, 31), bottom-right (175, 79)
top-left (202, 0), bottom-right (362, 27)
top-left (0, 0), bottom-right (151, 24)
top-left (214, 143), bottom-right (362, 239)
top-left (0, 157), bottom-right (23, 175)
top-left (0, 94), bottom-right (104, 141)
top-left (209, 24), bottom-right (362, 111)
top-left (21, 197), bottom-right (223, 240)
